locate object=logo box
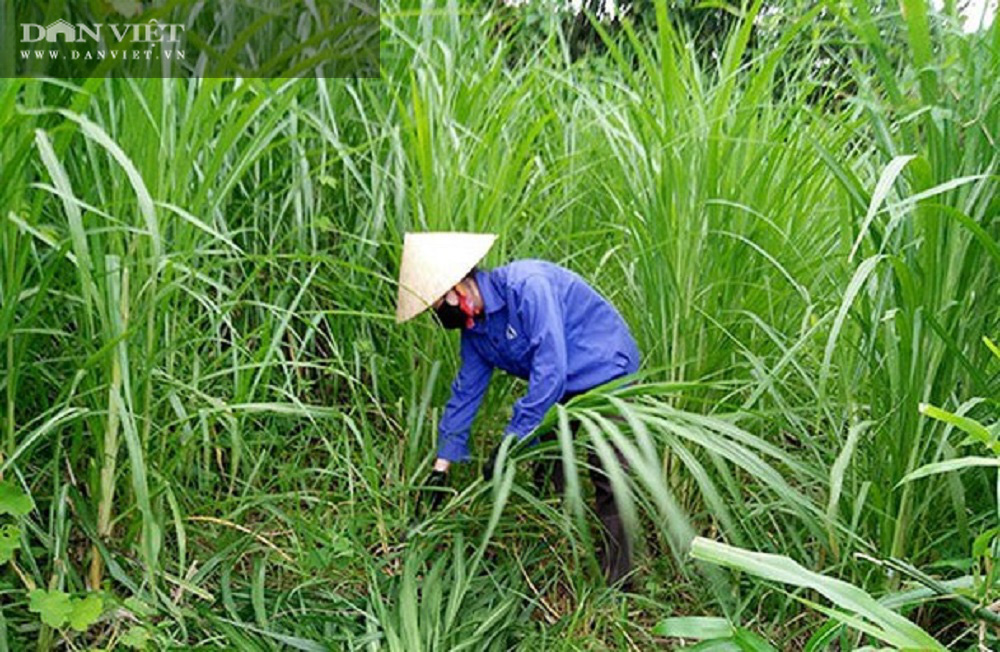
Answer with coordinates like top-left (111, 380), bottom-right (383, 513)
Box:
top-left (4, 0), bottom-right (379, 79)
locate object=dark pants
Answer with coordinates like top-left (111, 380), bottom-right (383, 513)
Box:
top-left (534, 391), bottom-right (632, 589)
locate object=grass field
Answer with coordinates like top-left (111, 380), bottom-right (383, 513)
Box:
top-left (0, 0), bottom-right (998, 649)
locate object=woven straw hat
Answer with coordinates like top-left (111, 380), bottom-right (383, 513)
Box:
top-left (395, 232), bottom-right (497, 323)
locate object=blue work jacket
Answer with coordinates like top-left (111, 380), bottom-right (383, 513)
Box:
top-left (437, 260), bottom-right (640, 462)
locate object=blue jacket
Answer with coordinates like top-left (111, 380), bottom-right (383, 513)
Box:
top-left (437, 260), bottom-right (640, 462)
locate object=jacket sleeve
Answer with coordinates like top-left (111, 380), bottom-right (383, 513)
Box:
top-left (437, 335), bottom-right (494, 462)
top-left (506, 275), bottom-right (567, 440)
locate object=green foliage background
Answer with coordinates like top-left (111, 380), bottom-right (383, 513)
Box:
top-left (0, 0), bottom-right (997, 649)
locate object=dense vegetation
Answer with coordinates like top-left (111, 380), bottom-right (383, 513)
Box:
top-left (0, 0), bottom-right (997, 649)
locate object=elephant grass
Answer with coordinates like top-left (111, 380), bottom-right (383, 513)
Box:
top-left (0, 1), bottom-right (997, 649)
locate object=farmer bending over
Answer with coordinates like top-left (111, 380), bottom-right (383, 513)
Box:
top-left (395, 232), bottom-right (641, 588)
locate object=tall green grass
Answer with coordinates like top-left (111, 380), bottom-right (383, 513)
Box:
top-left (0, 0), bottom-right (996, 649)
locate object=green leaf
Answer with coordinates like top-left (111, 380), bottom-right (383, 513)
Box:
top-left (820, 255), bottom-right (884, 395)
top-left (690, 538), bottom-right (945, 650)
top-left (0, 481), bottom-right (33, 517)
top-left (919, 403), bottom-right (997, 453)
top-left (0, 523), bottom-right (20, 563)
top-left (68, 594), bottom-right (103, 632)
top-left (653, 616), bottom-right (733, 639)
top-left (687, 641), bottom-right (742, 651)
top-left (123, 596), bottom-right (156, 618)
top-left (28, 589), bottom-right (72, 628)
top-left (849, 154), bottom-right (916, 261)
top-left (120, 626), bottom-right (151, 650)
top-left (899, 457), bottom-right (1000, 484)
top-left (985, 336), bottom-right (1000, 361)
top-left (732, 626), bottom-right (779, 651)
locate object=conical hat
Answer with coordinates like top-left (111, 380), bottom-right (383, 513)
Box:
top-left (396, 232), bottom-right (497, 323)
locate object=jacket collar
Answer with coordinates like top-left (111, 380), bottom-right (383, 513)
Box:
top-left (474, 269), bottom-right (505, 314)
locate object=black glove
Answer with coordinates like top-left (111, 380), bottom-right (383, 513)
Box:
top-left (483, 444), bottom-right (501, 483)
top-left (423, 469), bottom-right (448, 512)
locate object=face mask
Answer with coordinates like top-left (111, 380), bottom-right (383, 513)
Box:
top-left (434, 286), bottom-right (477, 330)
top-left (434, 301), bottom-right (467, 330)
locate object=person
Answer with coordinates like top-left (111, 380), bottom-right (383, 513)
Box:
top-left (395, 231), bottom-right (641, 588)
